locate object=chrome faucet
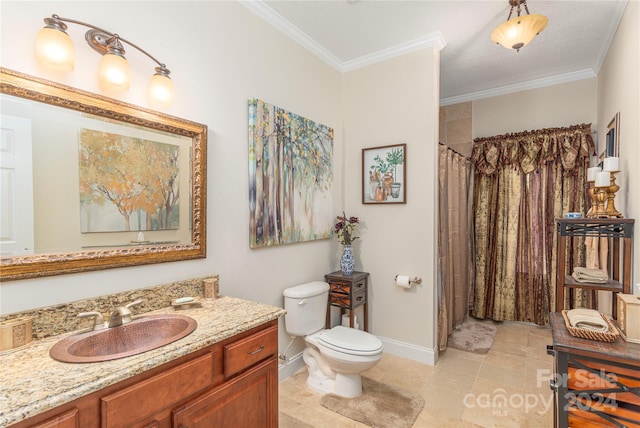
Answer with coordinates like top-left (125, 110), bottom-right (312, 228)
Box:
top-left (108, 300), bottom-right (143, 328)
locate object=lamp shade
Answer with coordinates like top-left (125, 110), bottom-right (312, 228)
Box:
top-left (35, 27), bottom-right (75, 71)
top-left (491, 13), bottom-right (548, 51)
top-left (148, 73), bottom-right (174, 108)
top-left (98, 53), bottom-right (131, 92)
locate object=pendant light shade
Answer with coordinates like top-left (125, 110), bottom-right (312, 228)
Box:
top-left (491, 0), bottom-right (548, 52)
top-left (148, 66), bottom-right (174, 108)
top-left (35, 24), bottom-right (75, 71)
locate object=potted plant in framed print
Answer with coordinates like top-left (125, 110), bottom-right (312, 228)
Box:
top-left (362, 143), bottom-right (406, 204)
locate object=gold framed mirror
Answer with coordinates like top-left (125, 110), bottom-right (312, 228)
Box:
top-left (0, 68), bottom-right (207, 281)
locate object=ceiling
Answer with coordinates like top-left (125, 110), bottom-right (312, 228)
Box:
top-left (242, 0), bottom-right (628, 105)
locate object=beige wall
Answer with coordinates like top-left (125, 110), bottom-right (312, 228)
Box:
top-left (343, 49), bottom-right (440, 359)
top-left (598, 1), bottom-right (639, 288)
top-left (0, 1), bottom-right (441, 365)
top-left (472, 78), bottom-right (598, 139)
top-left (0, 2), bottom-right (346, 364)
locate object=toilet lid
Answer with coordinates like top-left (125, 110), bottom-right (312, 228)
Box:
top-left (318, 326), bottom-right (383, 356)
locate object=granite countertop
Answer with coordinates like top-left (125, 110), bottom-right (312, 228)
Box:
top-left (0, 296), bottom-right (285, 427)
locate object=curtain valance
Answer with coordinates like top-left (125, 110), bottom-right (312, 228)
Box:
top-left (471, 123), bottom-right (595, 175)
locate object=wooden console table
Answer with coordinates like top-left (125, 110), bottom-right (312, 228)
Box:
top-left (324, 271), bottom-right (369, 331)
top-left (549, 312), bottom-right (640, 427)
top-left (555, 218), bottom-right (634, 317)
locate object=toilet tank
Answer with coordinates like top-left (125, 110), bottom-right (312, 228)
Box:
top-left (283, 281), bottom-right (330, 337)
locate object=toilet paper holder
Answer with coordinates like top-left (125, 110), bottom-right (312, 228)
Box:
top-left (395, 275), bottom-right (422, 287)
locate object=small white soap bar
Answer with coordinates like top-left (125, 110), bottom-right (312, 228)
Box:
top-left (174, 297), bottom-right (194, 304)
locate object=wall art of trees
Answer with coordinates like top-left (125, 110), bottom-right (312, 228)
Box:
top-left (248, 99), bottom-right (334, 248)
top-left (79, 129), bottom-right (180, 233)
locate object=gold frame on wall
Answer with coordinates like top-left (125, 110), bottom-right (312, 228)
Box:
top-left (0, 68), bottom-right (207, 281)
top-left (599, 112), bottom-right (620, 166)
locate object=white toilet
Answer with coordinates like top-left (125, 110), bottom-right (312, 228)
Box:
top-left (283, 281), bottom-right (383, 398)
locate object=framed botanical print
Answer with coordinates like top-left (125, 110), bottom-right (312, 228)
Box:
top-left (362, 143), bottom-right (406, 204)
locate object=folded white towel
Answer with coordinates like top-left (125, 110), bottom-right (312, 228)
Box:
top-left (566, 308), bottom-right (609, 332)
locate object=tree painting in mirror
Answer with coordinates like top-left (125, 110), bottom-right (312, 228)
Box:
top-left (248, 99), bottom-right (333, 248)
top-left (79, 129), bottom-right (179, 232)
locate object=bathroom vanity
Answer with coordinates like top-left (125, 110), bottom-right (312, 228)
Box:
top-left (0, 297), bottom-right (285, 428)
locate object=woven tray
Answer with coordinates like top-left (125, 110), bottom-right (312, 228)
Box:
top-left (562, 310), bottom-right (619, 342)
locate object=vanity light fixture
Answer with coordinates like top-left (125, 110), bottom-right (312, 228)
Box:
top-left (35, 14), bottom-right (174, 108)
top-left (490, 0), bottom-right (548, 52)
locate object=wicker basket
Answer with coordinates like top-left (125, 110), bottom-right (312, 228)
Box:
top-left (562, 310), bottom-right (620, 342)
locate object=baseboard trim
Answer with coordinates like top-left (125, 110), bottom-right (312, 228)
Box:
top-left (378, 336), bottom-right (437, 365)
top-left (278, 351), bottom-right (305, 382)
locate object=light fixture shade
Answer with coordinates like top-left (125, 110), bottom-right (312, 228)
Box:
top-left (98, 53), bottom-right (131, 92)
top-left (148, 73), bottom-right (174, 108)
top-left (35, 27), bottom-right (75, 71)
top-left (491, 13), bottom-right (548, 51)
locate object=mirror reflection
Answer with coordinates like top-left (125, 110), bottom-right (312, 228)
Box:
top-left (0, 68), bottom-right (207, 281)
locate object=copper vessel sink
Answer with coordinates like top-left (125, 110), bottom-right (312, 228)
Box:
top-left (50, 314), bottom-right (197, 363)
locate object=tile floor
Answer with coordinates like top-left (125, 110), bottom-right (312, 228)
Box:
top-left (279, 320), bottom-right (554, 427)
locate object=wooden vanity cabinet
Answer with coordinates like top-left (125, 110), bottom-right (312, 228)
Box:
top-left (28, 409), bottom-right (79, 428)
top-left (12, 320), bottom-right (278, 428)
top-left (173, 358), bottom-right (277, 427)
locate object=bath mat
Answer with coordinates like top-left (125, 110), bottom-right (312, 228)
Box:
top-left (320, 377), bottom-right (425, 428)
top-left (446, 317), bottom-right (497, 354)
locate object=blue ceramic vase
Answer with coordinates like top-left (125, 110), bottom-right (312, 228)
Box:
top-left (340, 245), bottom-right (354, 275)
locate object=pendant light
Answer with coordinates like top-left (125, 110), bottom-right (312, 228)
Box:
top-left (491, 0), bottom-right (548, 52)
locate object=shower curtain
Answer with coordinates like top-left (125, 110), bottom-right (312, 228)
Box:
top-left (470, 124), bottom-right (595, 325)
top-left (437, 143), bottom-right (473, 351)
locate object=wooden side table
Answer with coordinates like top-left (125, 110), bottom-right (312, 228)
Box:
top-left (324, 271), bottom-right (369, 331)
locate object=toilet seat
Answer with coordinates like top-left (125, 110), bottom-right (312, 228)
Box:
top-left (317, 326), bottom-right (383, 356)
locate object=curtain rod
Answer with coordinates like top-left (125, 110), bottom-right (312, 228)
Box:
top-left (439, 142), bottom-right (470, 160)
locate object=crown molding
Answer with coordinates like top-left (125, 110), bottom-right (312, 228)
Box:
top-left (342, 33), bottom-right (446, 72)
top-left (439, 69), bottom-right (597, 106)
top-left (240, 0), bottom-right (446, 73)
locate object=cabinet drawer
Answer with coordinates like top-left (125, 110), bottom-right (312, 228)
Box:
top-left (329, 280), bottom-right (365, 296)
top-left (329, 291), bottom-right (366, 308)
top-left (224, 325), bottom-right (277, 378)
top-left (101, 353), bottom-right (213, 427)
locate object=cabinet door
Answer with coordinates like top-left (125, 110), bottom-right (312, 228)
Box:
top-left (173, 358), bottom-right (277, 428)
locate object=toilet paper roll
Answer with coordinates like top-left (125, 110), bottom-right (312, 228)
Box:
top-left (396, 275), bottom-right (412, 288)
top-left (341, 314), bottom-right (359, 329)
top-left (342, 314), bottom-right (349, 327)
